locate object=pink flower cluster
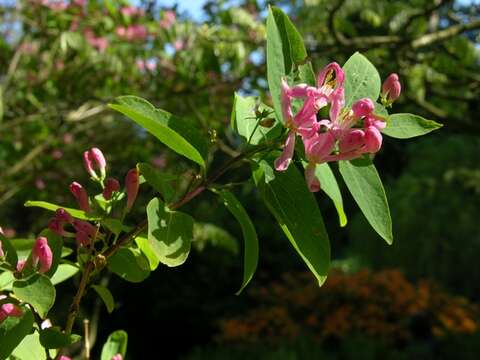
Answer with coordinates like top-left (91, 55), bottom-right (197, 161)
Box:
top-left (116, 25), bottom-right (148, 42)
top-left (159, 10), bottom-right (176, 29)
top-left (1, 236), bottom-right (53, 275)
top-left (84, 29), bottom-right (109, 53)
top-left (120, 6), bottom-right (145, 17)
top-left (48, 148), bottom-right (139, 245)
top-left (274, 63), bottom-right (401, 192)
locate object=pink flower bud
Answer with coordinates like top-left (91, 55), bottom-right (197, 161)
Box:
top-left (0, 302), bottom-right (23, 324)
top-left (125, 169), bottom-right (140, 212)
top-left (75, 231), bottom-right (91, 247)
top-left (69, 182), bottom-right (91, 213)
top-left (59, 356), bottom-right (72, 360)
top-left (55, 208), bottom-right (73, 224)
top-left (16, 259), bottom-right (26, 272)
top-left (48, 218), bottom-right (65, 236)
top-left (382, 73), bottom-right (401, 103)
top-left (338, 129), bottom-right (365, 153)
top-left (73, 220), bottom-right (97, 238)
top-left (103, 178), bottom-right (120, 200)
top-left (32, 237), bottom-right (53, 273)
top-left (83, 148), bottom-right (106, 180)
top-left (111, 354), bottom-right (123, 360)
top-left (352, 98), bottom-right (374, 118)
top-left (364, 126), bottom-right (383, 153)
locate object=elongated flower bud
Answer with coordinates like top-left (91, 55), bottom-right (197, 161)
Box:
top-left (352, 98), bottom-right (374, 118)
top-left (72, 220), bottom-right (97, 238)
top-left (69, 182), bottom-right (91, 213)
top-left (125, 168), bottom-right (140, 212)
top-left (32, 237), bottom-right (53, 273)
top-left (16, 259), bottom-right (26, 272)
top-left (103, 178), bottom-right (120, 200)
top-left (83, 148), bottom-right (107, 180)
top-left (382, 73), bottom-right (401, 103)
top-left (55, 208), bottom-right (73, 224)
top-left (364, 126), bottom-right (383, 153)
top-left (111, 354), bottom-right (123, 360)
top-left (338, 129), bottom-right (365, 154)
top-left (75, 231), bottom-right (91, 247)
top-left (48, 218), bottom-right (65, 236)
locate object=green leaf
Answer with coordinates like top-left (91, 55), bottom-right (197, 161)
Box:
top-left (0, 271), bottom-right (15, 291)
top-left (134, 235), bottom-right (160, 271)
top-left (146, 197), bottom-right (193, 267)
top-left (11, 332), bottom-right (49, 360)
top-left (338, 157), bottom-right (393, 244)
top-left (252, 158), bottom-right (330, 285)
top-left (231, 94), bottom-right (281, 145)
top-left (0, 309), bottom-right (34, 360)
top-left (24, 201), bottom-right (100, 220)
top-left (193, 223), bottom-right (238, 254)
top-left (13, 273), bottom-right (56, 319)
top-left (137, 163), bottom-right (176, 202)
top-left (0, 235), bottom-right (18, 267)
top-left (109, 96), bottom-right (208, 167)
top-left (107, 248), bottom-right (150, 283)
top-left (215, 190), bottom-right (259, 294)
top-left (101, 330), bottom-right (128, 360)
top-left (343, 52), bottom-right (381, 108)
top-left (298, 62), bottom-right (316, 86)
top-left (39, 230), bottom-right (63, 278)
top-left (314, 163), bottom-right (347, 227)
top-left (50, 264), bottom-right (79, 286)
top-left (101, 219), bottom-right (132, 236)
top-left (92, 285), bottom-right (115, 313)
top-left (383, 113), bottom-right (443, 138)
top-left (39, 327), bottom-right (81, 349)
top-left (9, 239), bottom-right (34, 260)
top-left (266, 6), bottom-right (307, 124)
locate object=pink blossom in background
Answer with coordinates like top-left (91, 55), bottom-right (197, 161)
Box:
top-left (159, 10), bottom-right (176, 29)
top-left (19, 42), bottom-right (38, 55)
top-left (152, 154), bottom-right (167, 169)
top-left (63, 133), bottom-right (73, 144)
top-left (174, 39), bottom-right (186, 51)
top-left (136, 59), bottom-right (146, 71)
top-left (84, 29), bottom-right (108, 52)
top-left (72, 0), bottom-right (86, 7)
top-left (116, 25), bottom-right (148, 41)
top-left (35, 178), bottom-right (46, 190)
top-left (59, 356), bottom-right (72, 360)
top-left (0, 303), bottom-right (23, 325)
top-left (52, 149), bottom-right (63, 159)
top-left (120, 6), bottom-right (144, 17)
top-left (41, 0), bottom-right (68, 11)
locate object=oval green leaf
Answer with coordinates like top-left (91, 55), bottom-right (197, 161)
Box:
top-left (109, 96), bottom-right (208, 167)
top-left (24, 201), bottom-right (101, 220)
top-left (50, 264), bottom-right (79, 286)
top-left (107, 248), bottom-right (150, 283)
top-left (383, 113), bottom-right (443, 138)
top-left (314, 163), bottom-right (347, 227)
top-left (215, 190), bottom-right (259, 295)
top-left (92, 285), bottom-right (115, 313)
top-left (266, 6), bottom-right (308, 124)
top-left (252, 158), bottom-right (330, 285)
top-left (146, 197), bottom-right (193, 267)
top-left (338, 157), bottom-right (393, 244)
top-left (343, 52), bottom-right (381, 108)
top-left (39, 327), bottom-right (81, 349)
top-left (13, 273), bottom-right (56, 319)
top-left (137, 163), bottom-right (176, 202)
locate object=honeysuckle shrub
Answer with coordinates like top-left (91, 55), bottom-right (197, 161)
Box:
top-left (0, 6), bottom-right (442, 360)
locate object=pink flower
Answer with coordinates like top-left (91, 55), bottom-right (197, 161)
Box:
top-left (35, 178), bottom-right (46, 190)
top-left (274, 131), bottom-right (296, 171)
top-left (56, 208), bottom-right (74, 224)
top-left (116, 25), bottom-right (148, 41)
top-left (59, 356), bottom-right (72, 360)
top-left (103, 178), bottom-right (120, 200)
top-left (120, 6), bottom-right (144, 17)
top-left (159, 10), bottom-right (176, 29)
top-left (83, 148), bottom-right (106, 180)
top-left (174, 39), bottom-right (186, 51)
top-left (48, 218), bottom-right (65, 236)
top-left (111, 354), bottom-right (123, 360)
top-left (352, 98), bottom-right (374, 118)
top-left (125, 169), bottom-right (140, 212)
top-left (316, 62), bottom-right (345, 97)
top-left (48, 208), bottom-right (74, 236)
top-left (72, 220), bottom-right (97, 238)
top-left (69, 182), bottom-right (91, 213)
top-left (364, 126), bottom-right (383, 153)
top-left (304, 163), bottom-right (321, 193)
top-left (75, 231), bottom-right (90, 247)
top-left (32, 237), bottom-right (53, 273)
top-left (338, 129), bottom-right (365, 154)
top-left (84, 29), bottom-right (109, 52)
top-left (52, 149), bottom-right (63, 159)
top-left (382, 73), bottom-right (401, 104)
